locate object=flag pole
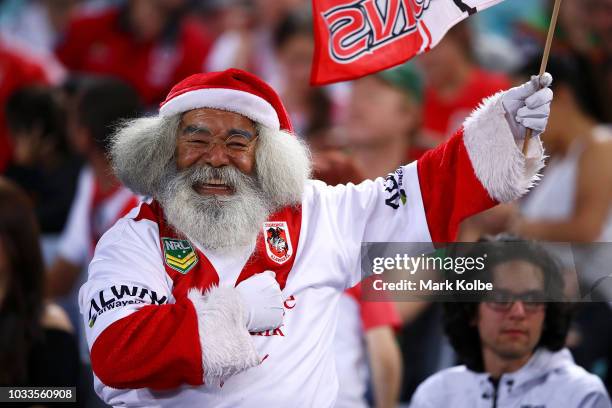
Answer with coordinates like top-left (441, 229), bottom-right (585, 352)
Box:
top-left (522, 0), bottom-right (563, 155)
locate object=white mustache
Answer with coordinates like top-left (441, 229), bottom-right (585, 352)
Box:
top-left (183, 166), bottom-right (259, 191)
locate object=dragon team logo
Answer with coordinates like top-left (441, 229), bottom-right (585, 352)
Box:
top-left (162, 238), bottom-right (198, 274)
top-left (263, 222), bottom-right (293, 264)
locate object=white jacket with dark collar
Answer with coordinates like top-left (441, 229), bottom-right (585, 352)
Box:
top-left (411, 348), bottom-right (611, 408)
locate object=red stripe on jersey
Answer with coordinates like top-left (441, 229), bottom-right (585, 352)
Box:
top-left (135, 200), bottom-right (302, 295)
top-left (417, 129), bottom-right (497, 243)
top-left (90, 297), bottom-right (203, 389)
top-left (118, 196), bottom-right (139, 218)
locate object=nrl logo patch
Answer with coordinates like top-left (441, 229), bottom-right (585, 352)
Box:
top-left (162, 238), bottom-right (198, 274)
top-left (263, 222), bottom-right (293, 264)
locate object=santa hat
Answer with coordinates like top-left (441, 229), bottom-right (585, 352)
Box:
top-left (159, 68), bottom-right (293, 132)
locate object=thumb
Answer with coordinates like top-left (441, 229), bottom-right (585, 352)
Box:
top-left (510, 78), bottom-right (539, 101)
top-left (257, 271), bottom-right (279, 289)
top-left (261, 270), bottom-right (277, 280)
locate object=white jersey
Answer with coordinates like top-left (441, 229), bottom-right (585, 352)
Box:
top-left (78, 94), bottom-right (544, 407)
top-left (410, 348), bottom-right (611, 408)
top-left (80, 164), bottom-right (430, 407)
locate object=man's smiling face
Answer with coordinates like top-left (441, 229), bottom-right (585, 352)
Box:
top-left (176, 108), bottom-right (258, 196)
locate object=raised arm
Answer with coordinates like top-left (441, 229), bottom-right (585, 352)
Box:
top-left (312, 76), bottom-right (551, 288)
top-left (417, 75), bottom-right (552, 242)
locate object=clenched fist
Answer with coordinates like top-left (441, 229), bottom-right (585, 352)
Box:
top-left (235, 271), bottom-right (284, 332)
top-left (502, 73), bottom-right (554, 141)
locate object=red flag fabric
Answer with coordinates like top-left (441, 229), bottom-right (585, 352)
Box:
top-left (311, 0), bottom-right (504, 85)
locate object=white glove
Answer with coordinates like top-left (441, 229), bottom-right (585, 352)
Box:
top-left (235, 271), bottom-right (283, 332)
top-left (502, 73), bottom-right (553, 140)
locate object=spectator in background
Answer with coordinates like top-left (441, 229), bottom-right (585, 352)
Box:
top-left (0, 178), bottom-right (80, 399)
top-left (516, 0), bottom-right (611, 122)
top-left (417, 23), bottom-right (511, 145)
top-left (0, 41), bottom-right (51, 173)
top-left (512, 56), bottom-right (612, 394)
top-left (0, 0), bottom-right (78, 54)
top-left (205, 0), bottom-right (307, 88)
top-left (55, 0), bottom-right (212, 107)
top-left (273, 12), bottom-right (332, 139)
top-left (588, 0), bottom-right (612, 121)
top-left (46, 77), bottom-right (140, 300)
top-left (0, 0), bottom-right (77, 82)
top-left (334, 283), bottom-right (402, 408)
top-left (310, 64), bottom-right (425, 185)
top-left (312, 65), bottom-right (443, 405)
top-left (411, 238), bottom-right (611, 408)
top-left (514, 57), bottom-right (612, 242)
top-left (338, 64), bottom-right (425, 181)
top-left (4, 86), bottom-right (81, 234)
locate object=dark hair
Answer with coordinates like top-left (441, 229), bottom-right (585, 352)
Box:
top-left (5, 86), bottom-right (69, 154)
top-left (0, 178), bottom-right (45, 384)
top-left (273, 11), bottom-right (313, 51)
top-left (76, 77), bottom-right (141, 153)
top-left (443, 236), bottom-right (573, 372)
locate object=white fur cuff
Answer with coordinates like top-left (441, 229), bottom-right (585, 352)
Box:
top-left (463, 91), bottom-right (545, 203)
top-left (187, 287), bottom-right (260, 385)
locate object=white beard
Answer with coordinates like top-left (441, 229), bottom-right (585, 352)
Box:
top-left (159, 166), bottom-right (271, 250)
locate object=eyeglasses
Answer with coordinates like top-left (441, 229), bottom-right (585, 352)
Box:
top-left (181, 126), bottom-right (258, 154)
top-left (484, 290), bottom-right (547, 313)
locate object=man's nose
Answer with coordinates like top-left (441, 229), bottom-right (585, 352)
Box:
top-left (202, 143), bottom-right (230, 168)
top-left (508, 301), bottom-right (527, 318)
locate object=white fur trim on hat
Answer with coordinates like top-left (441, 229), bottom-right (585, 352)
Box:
top-left (159, 88), bottom-right (280, 130)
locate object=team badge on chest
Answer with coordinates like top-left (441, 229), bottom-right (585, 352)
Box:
top-left (162, 238), bottom-right (198, 274)
top-left (263, 222), bottom-right (293, 264)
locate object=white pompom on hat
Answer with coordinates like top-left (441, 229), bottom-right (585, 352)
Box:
top-left (159, 68), bottom-right (293, 132)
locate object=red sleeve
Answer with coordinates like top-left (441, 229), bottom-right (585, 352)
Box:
top-left (360, 300), bottom-right (401, 332)
top-left (416, 129), bottom-right (497, 243)
top-left (346, 284), bottom-right (401, 331)
top-left (90, 297), bottom-right (203, 390)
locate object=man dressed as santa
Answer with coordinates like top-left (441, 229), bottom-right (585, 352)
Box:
top-left (79, 68), bottom-right (552, 407)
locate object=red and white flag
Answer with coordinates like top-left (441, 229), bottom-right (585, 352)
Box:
top-left (311, 0), bottom-right (504, 85)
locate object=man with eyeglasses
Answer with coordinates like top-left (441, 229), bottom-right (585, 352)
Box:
top-left (411, 238), bottom-right (611, 408)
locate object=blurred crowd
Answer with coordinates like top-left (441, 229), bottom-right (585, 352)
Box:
top-left (0, 0), bottom-right (610, 407)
